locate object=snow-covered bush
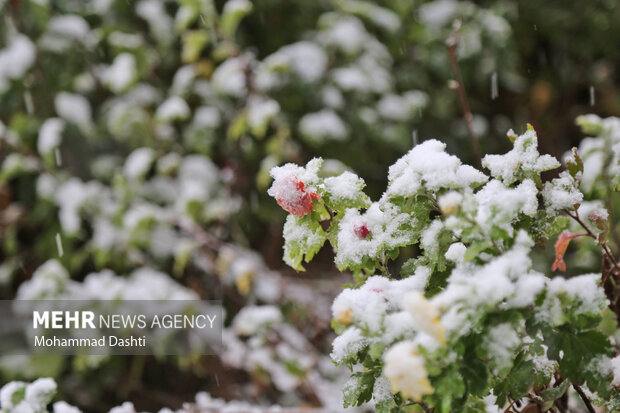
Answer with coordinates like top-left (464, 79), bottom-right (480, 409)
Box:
top-left (269, 121), bottom-right (620, 412)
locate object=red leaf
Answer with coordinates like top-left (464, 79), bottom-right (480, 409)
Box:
top-left (276, 178), bottom-right (321, 217)
top-left (552, 230), bottom-right (586, 272)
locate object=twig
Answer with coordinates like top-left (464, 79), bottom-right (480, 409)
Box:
top-left (564, 209), bottom-right (619, 269)
top-left (572, 384), bottom-right (595, 413)
top-left (446, 36), bottom-right (482, 170)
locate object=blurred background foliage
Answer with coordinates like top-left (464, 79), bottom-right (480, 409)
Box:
top-left (0, 0), bottom-right (619, 411)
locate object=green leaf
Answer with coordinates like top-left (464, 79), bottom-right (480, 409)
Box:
top-left (460, 358), bottom-right (489, 397)
top-left (464, 240), bottom-right (492, 262)
top-left (540, 379), bottom-right (570, 402)
top-left (343, 372), bottom-right (376, 407)
top-left (282, 215), bottom-right (327, 271)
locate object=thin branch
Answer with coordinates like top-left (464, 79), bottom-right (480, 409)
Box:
top-left (565, 209), bottom-right (619, 269)
top-left (446, 37), bottom-right (482, 170)
top-left (572, 384), bottom-right (595, 413)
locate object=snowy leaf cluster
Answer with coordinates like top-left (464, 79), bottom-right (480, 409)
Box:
top-left (270, 123), bottom-right (620, 412)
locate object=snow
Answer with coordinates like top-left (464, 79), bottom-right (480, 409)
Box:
top-left (482, 128), bottom-right (560, 185)
top-left (335, 202), bottom-right (412, 268)
top-left (0, 381), bottom-right (26, 409)
top-left (108, 31), bottom-right (143, 49)
top-left (136, 0), bottom-right (174, 44)
top-left (233, 306), bottom-right (282, 336)
top-left (24, 378), bottom-right (57, 405)
top-left (53, 401), bottom-right (82, 413)
top-left (322, 86), bottom-right (344, 109)
top-left (247, 96), bottom-right (280, 131)
top-left (256, 41), bottom-right (327, 90)
top-left (610, 355), bottom-right (620, 386)
top-left (48, 15), bottom-right (90, 39)
top-left (124, 147), bottom-right (156, 181)
top-left (156, 96), bottom-right (190, 122)
top-left (171, 65), bottom-right (196, 96)
top-left (330, 327), bottom-right (368, 364)
top-left (372, 375), bottom-right (393, 405)
top-left (54, 92), bottom-right (93, 134)
top-left (299, 110), bottom-right (347, 143)
top-left (323, 171), bottom-right (366, 202)
top-left (377, 91), bottom-right (428, 121)
top-left (319, 17), bottom-right (369, 55)
top-left (212, 56), bottom-right (247, 97)
top-left (421, 220), bottom-right (444, 256)
top-left (547, 273), bottom-right (607, 315)
top-left (542, 171), bottom-right (583, 213)
top-left (192, 106), bottom-right (221, 129)
top-left (103, 53), bottom-right (137, 93)
top-left (37, 118), bottom-right (65, 155)
top-left (474, 179), bottom-right (538, 235)
top-left (419, 0), bottom-right (458, 25)
top-left (387, 139), bottom-right (487, 197)
top-left (0, 34), bottom-right (36, 92)
top-left (484, 323), bottom-right (521, 371)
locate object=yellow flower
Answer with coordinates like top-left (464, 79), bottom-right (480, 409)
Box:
top-left (383, 341), bottom-right (433, 401)
top-left (403, 292), bottom-right (445, 344)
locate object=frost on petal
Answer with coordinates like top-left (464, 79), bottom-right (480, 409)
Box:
top-left (268, 160), bottom-right (322, 217)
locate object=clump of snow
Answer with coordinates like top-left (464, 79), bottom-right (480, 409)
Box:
top-left (233, 305), bottom-right (282, 336)
top-left (474, 179), bottom-right (538, 235)
top-left (323, 171), bottom-right (367, 204)
top-left (124, 147), bottom-right (156, 181)
top-left (331, 327), bottom-right (368, 364)
top-left (484, 323), bottom-right (521, 372)
top-left (0, 34), bottom-right (36, 92)
top-left (53, 401), bottom-right (83, 413)
top-left (335, 202), bottom-right (412, 268)
top-left (377, 91), bottom-right (428, 121)
top-left (54, 92), bottom-right (93, 134)
top-left (610, 355), bottom-right (620, 386)
top-left (256, 41), bottom-right (328, 90)
top-left (212, 55), bottom-right (248, 97)
top-left (387, 139), bottom-right (487, 197)
top-left (247, 96), bottom-right (280, 132)
top-left (103, 53), bottom-right (137, 93)
top-left (318, 16), bottom-right (369, 55)
top-left (156, 96), bottom-right (190, 122)
top-left (482, 127), bottom-right (560, 185)
top-left (299, 110), bottom-right (347, 143)
top-left (37, 118), bottom-right (65, 155)
top-left (547, 273), bottom-right (607, 316)
top-left (445, 242), bottom-right (466, 263)
top-left (24, 378), bottom-right (57, 406)
top-left (192, 106), bottom-right (221, 129)
top-left (542, 171), bottom-right (584, 213)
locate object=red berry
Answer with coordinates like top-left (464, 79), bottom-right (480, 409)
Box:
top-left (354, 223), bottom-right (370, 239)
